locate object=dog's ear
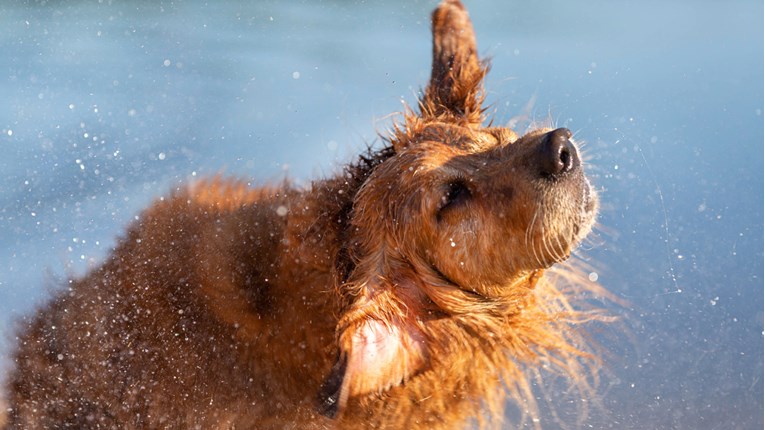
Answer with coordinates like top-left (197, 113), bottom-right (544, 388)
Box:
top-left (421, 0), bottom-right (487, 125)
top-left (317, 278), bottom-right (429, 418)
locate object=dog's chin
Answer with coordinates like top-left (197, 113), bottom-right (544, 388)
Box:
top-left (552, 182), bottom-right (597, 267)
top-left (583, 178), bottom-right (598, 214)
top-left (536, 179), bottom-right (598, 268)
top-left (577, 179), bottom-right (599, 241)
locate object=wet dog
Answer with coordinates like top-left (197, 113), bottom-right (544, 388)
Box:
top-left (4, 1), bottom-right (610, 428)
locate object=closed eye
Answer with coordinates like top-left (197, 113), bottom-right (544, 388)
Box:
top-left (438, 180), bottom-right (471, 217)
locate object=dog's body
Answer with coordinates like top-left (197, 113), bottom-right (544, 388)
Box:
top-left (4, 1), bottom-right (609, 429)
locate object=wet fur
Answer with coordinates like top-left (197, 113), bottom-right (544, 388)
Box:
top-left (3, 1), bottom-right (613, 429)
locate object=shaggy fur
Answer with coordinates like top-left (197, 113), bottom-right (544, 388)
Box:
top-left (3, 1), bottom-right (613, 429)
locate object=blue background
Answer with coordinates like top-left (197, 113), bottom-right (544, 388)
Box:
top-left (1, 1), bottom-right (762, 428)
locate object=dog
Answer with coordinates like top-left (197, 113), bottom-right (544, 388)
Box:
top-left (4, 1), bottom-right (611, 428)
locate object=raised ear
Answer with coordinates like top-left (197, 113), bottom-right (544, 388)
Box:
top-left (421, 0), bottom-right (487, 125)
top-left (317, 279), bottom-right (429, 418)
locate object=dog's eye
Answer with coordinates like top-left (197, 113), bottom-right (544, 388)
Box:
top-left (439, 180), bottom-right (471, 213)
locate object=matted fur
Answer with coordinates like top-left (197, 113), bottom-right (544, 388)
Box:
top-left (3, 1), bottom-right (614, 429)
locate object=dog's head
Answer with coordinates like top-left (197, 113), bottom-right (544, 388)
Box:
top-left (319, 0), bottom-right (598, 418)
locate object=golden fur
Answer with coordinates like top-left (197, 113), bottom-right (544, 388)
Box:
top-left (4, 1), bottom-right (614, 429)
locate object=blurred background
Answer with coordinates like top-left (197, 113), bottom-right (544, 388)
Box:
top-left (0, 0), bottom-right (762, 428)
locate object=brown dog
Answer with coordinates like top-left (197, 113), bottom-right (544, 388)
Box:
top-left (4, 1), bottom-right (610, 429)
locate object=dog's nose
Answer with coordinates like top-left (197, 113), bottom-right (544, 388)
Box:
top-left (538, 128), bottom-right (579, 178)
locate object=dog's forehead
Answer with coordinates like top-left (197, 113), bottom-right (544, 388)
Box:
top-left (394, 136), bottom-right (496, 177)
top-left (409, 122), bottom-right (501, 151)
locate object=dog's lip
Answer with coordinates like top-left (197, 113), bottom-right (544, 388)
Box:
top-left (428, 261), bottom-right (488, 301)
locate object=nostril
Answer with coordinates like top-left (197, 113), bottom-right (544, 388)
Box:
top-left (539, 128), bottom-right (579, 178)
top-left (559, 144), bottom-right (572, 170)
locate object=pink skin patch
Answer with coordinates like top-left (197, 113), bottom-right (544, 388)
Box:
top-left (319, 280), bottom-right (431, 417)
top-left (328, 317), bottom-right (428, 415)
top-left (349, 320), bottom-right (424, 390)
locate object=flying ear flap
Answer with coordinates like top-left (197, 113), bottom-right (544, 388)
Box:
top-left (421, 0), bottom-right (487, 125)
top-left (317, 280), bottom-right (429, 418)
